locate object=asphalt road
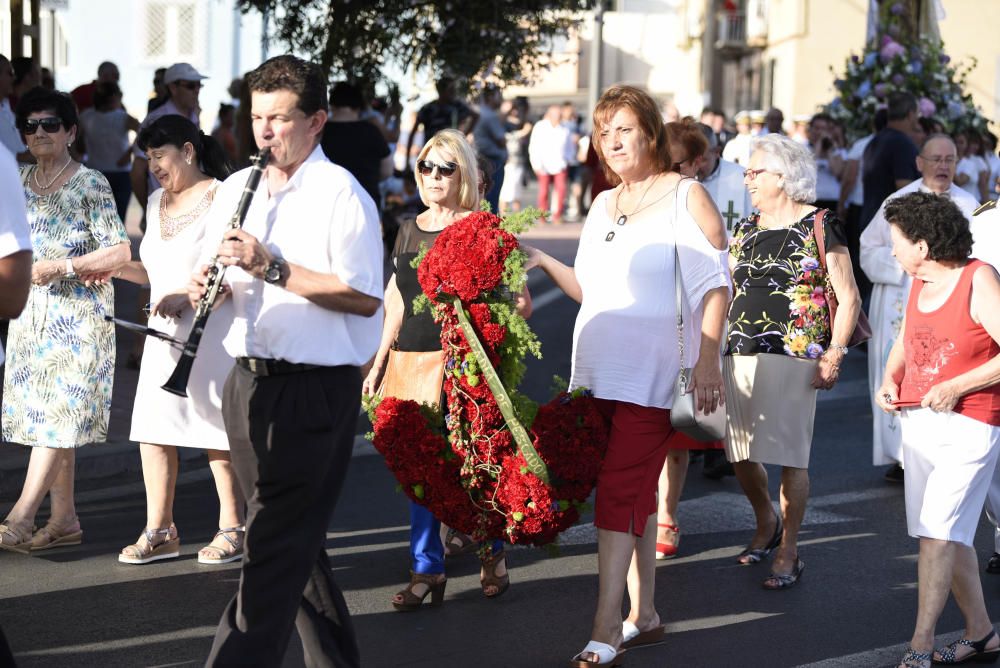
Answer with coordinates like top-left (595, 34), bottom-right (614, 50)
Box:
top-left (2, 229), bottom-right (1000, 668)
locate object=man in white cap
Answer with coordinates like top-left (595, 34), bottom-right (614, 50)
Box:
top-left (721, 110), bottom-right (753, 166)
top-left (130, 62), bottom-right (206, 210)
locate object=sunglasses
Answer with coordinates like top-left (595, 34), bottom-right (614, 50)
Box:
top-left (177, 81), bottom-right (202, 91)
top-left (417, 159), bottom-right (458, 178)
top-left (22, 117), bottom-right (64, 135)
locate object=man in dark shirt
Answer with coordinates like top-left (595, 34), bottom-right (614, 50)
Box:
top-left (320, 82), bottom-right (391, 209)
top-left (860, 92), bottom-right (921, 229)
top-left (404, 77), bottom-right (477, 169)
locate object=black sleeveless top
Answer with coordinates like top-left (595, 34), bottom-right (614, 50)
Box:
top-left (392, 218), bottom-right (442, 352)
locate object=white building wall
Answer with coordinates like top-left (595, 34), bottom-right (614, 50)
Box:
top-left (53, 0), bottom-right (264, 130)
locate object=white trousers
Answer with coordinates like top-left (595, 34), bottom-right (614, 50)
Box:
top-left (901, 407), bottom-right (1000, 547)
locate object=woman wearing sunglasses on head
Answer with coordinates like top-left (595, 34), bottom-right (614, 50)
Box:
top-left (0, 87), bottom-right (130, 553)
top-left (362, 129), bottom-right (531, 610)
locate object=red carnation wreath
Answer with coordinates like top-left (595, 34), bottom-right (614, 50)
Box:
top-left (365, 210), bottom-right (610, 546)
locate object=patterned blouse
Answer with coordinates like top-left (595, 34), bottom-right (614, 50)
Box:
top-left (726, 209), bottom-right (847, 358)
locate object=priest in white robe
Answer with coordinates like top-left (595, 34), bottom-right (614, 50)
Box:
top-left (697, 123), bottom-right (753, 239)
top-left (860, 134), bottom-right (978, 476)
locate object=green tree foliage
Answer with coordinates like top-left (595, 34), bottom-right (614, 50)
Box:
top-left (238, 0), bottom-right (590, 86)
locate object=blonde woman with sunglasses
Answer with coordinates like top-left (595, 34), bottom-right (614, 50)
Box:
top-left (363, 129), bottom-right (531, 610)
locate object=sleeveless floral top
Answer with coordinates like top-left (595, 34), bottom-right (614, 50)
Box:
top-left (726, 210), bottom-right (847, 358)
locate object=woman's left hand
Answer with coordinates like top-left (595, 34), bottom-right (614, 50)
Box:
top-left (920, 380), bottom-right (962, 413)
top-left (811, 353), bottom-right (842, 390)
top-left (151, 292), bottom-right (189, 319)
top-left (30, 260), bottom-right (63, 286)
top-left (690, 358), bottom-right (725, 414)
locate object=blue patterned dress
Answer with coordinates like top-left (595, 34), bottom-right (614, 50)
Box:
top-left (2, 166), bottom-right (129, 448)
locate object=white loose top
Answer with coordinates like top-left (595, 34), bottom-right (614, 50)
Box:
top-left (0, 99), bottom-right (26, 156)
top-left (971, 206), bottom-right (1000, 270)
top-left (0, 145), bottom-right (31, 366)
top-left (956, 155), bottom-right (987, 202)
top-left (570, 178), bottom-right (730, 409)
top-left (528, 120), bottom-right (571, 175)
top-left (199, 145), bottom-right (384, 366)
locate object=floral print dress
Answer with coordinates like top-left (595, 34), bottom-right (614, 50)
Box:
top-left (2, 166), bottom-right (128, 448)
top-left (726, 210), bottom-right (847, 359)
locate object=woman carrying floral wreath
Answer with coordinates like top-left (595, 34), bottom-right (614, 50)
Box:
top-left (526, 84), bottom-right (730, 668)
top-left (362, 129), bottom-right (530, 610)
top-left (724, 134), bottom-right (861, 589)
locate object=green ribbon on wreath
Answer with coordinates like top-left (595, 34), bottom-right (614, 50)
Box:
top-left (453, 297), bottom-right (550, 485)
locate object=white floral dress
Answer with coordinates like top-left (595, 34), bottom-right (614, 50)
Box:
top-left (2, 166), bottom-right (128, 448)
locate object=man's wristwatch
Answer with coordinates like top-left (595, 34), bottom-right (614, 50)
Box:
top-left (263, 257), bottom-right (287, 285)
top-left (64, 258), bottom-right (76, 278)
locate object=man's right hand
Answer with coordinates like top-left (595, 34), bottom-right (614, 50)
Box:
top-left (188, 264), bottom-right (211, 310)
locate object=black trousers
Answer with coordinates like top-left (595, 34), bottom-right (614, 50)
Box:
top-left (207, 364), bottom-right (362, 668)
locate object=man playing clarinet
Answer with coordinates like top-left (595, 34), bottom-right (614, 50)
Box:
top-left (188, 55), bottom-right (383, 667)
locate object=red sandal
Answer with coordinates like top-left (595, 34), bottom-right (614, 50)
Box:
top-left (655, 523), bottom-right (680, 560)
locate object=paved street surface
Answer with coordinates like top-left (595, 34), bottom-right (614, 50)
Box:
top-left (2, 222), bottom-right (1000, 668)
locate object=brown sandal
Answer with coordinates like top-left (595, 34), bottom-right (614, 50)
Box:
top-left (443, 528), bottom-right (478, 557)
top-left (31, 516), bottom-right (83, 551)
top-left (0, 519), bottom-right (35, 554)
top-left (480, 549), bottom-right (510, 598)
top-left (391, 571), bottom-right (446, 611)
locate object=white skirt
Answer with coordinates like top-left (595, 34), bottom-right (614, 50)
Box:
top-left (901, 407), bottom-right (1000, 546)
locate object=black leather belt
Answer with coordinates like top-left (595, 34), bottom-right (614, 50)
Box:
top-left (236, 357), bottom-right (323, 377)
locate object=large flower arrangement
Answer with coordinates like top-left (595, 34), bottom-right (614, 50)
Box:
top-left (366, 210), bottom-right (610, 547)
top-left (825, 1), bottom-right (986, 140)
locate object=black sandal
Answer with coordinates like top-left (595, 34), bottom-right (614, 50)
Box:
top-left (986, 553), bottom-right (1000, 575)
top-left (933, 629), bottom-right (1000, 665)
top-left (762, 558), bottom-right (804, 590)
top-left (738, 511), bottom-right (782, 565)
top-left (900, 647), bottom-right (932, 668)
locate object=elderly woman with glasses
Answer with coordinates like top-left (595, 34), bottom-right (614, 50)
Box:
top-left (724, 134), bottom-right (860, 589)
top-left (0, 87), bottom-right (130, 553)
top-left (362, 128), bottom-right (530, 610)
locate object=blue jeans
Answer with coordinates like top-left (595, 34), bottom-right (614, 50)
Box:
top-left (409, 502), bottom-right (503, 574)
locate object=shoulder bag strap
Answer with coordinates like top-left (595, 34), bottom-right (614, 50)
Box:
top-left (674, 178), bottom-right (690, 368)
top-left (811, 208), bottom-right (840, 326)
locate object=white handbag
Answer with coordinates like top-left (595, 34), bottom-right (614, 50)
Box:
top-left (668, 190), bottom-right (727, 442)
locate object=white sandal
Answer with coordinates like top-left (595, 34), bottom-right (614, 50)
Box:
top-left (569, 640), bottom-right (625, 667)
top-left (197, 526), bottom-right (245, 565)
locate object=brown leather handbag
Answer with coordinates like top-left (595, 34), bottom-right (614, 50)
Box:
top-left (377, 348), bottom-right (447, 409)
top-left (813, 209), bottom-right (872, 347)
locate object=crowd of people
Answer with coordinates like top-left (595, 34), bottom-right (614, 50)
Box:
top-left (0, 49), bottom-right (998, 668)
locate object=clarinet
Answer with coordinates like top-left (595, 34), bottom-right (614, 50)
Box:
top-left (162, 147), bottom-right (271, 397)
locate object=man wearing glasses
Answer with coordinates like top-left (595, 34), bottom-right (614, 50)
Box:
top-left (130, 62), bottom-right (206, 211)
top-left (860, 133), bottom-right (978, 486)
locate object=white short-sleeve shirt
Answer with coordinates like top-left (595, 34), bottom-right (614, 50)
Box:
top-left (570, 178), bottom-right (730, 409)
top-left (199, 145), bottom-right (384, 366)
top-left (0, 145), bottom-right (32, 365)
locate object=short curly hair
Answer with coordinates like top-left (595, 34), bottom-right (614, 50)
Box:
top-left (15, 87), bottom-right (78, 132)
top-left (883, 191), bottom-right (972, 262)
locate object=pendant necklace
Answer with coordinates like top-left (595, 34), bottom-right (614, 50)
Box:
top-left (33, 157), bottom-right (73, 191)
top-left (606, 174), bottom-right (679, 242)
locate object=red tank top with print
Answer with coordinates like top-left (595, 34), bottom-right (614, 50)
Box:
top-left (898, 259), bottom-right (1000, 425)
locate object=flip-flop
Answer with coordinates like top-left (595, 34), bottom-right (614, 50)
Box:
top-left (569, 640), bottom-right (625, 667)
top-left (762, 558), bottom-right (804, 590)
top-left (621, 621), bottom-right (666, 649)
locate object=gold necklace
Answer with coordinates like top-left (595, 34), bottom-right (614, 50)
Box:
top-left (33, 157), bottom-right (73, 190)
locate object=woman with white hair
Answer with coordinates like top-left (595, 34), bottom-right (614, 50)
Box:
top-left (724, 134), bottom-right (860, 589)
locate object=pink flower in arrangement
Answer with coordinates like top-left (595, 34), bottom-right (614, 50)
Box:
top-left (880, 38), bottom-right (906, 62)
top-left (810, 287), bottom-right (827, 307)
top-left (918, 97), bottom-right (937, 117)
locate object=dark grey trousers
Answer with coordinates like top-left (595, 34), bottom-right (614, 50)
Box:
top-left (206, 363), bottom-right (361, 668)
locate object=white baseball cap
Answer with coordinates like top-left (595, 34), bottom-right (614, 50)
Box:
top-left (164, 62), bottom-right (207, 85)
